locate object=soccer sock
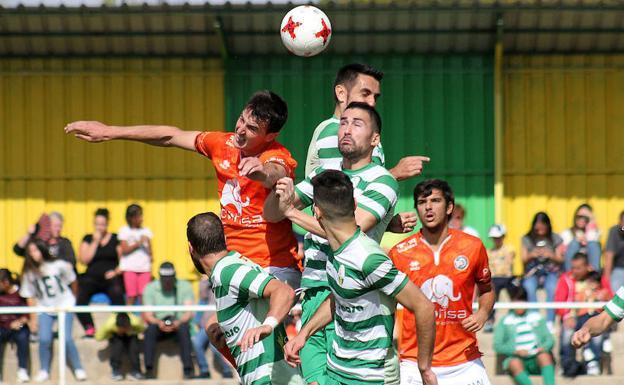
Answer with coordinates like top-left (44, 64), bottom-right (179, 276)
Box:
top-left (541, 364), bottom-right (555, 385)
top-left (513, 371), bottom-right (533, 385)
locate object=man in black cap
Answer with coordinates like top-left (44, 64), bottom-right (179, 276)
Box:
top-left (142, 262), bottom-right (195, 379)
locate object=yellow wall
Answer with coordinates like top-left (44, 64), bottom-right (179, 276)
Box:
top-left (0, 59), bottom-right (224, 280)
top-left (503, 55), bottom-right (624, 274)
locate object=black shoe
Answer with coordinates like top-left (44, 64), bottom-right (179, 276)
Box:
top-left (145, 369), bottom-right (156, 379)
top-left (222, 371), bottom-right (234, 379)
top-left (183, 372), bottom-right (195, 380)
top-left (198, 372), bottom-right (212, 379)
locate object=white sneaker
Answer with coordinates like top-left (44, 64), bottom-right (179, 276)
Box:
top-left (17, 368), bottom-right (30, 383)
top-left (74, 369), bottom-right (87, 381)
top-left (587, 361), bottom-right (600, 376)
top-left (603, 338), bottom-right (613, 353)
top-left (34, 371), bottom-right (49, 383)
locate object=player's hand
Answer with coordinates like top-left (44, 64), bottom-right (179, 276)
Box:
top-left (206, 322), bottom-right (227, 350)
top-left (572, 327), bottom-right (592, 348)
top-left (238, 325), bottom-right (273, 352)
top-left (461, 310), bottom-right (488, 333)
top-left (64, 121), bottom-right (112, 143)
top-left (515, 350), bottom-right (530, 357)
top-left (391, 156), bottom-right (430, 181)
top-left (284, 334), bottom-right (306, 367)
top-left (419, 368), bottom-right (438, 385)
top-left (275, 177), bottom-right (296, 215)
top-left (239, 157), bottom-right (266, 181)
top-left (387, 212), bottom-right (418, 233)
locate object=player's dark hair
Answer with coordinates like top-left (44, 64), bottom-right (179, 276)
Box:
top-left (115, 313), bottom-right (131, 328)
top-left (22, 239), bottom-right (55, 276)
top-left (94, 207), bottom-right (109, 221)
top-left (125, 204), bottom-right (142, 225)
top-left (333, 63), bottom-right (384, 103)
top-left (413, 179), bottom-right (455, 210)
top-left (312, 170), bottom-right (355, 221)
top-left (572, 252), bottom-right (589, 264)
top-left (187, 212), bottom-right (227, 274)
top-left (509, 285), bottom-right (528, 301)
top-left (344, 102), bottom-right (382, 134)
top-left (244, 90), bottom-right (288, 134)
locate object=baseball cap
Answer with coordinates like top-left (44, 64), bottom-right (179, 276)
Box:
top-left (159, 262), bottom-right (176, 278)
top-left (488, 224), bottom-right (507, 238)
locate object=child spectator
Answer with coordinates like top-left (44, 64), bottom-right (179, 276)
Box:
top-left (118, 204), bottom-right (153, 305)
top-left (95, 313), bottom-right (144, 381)
top-left (76, 208), bottom-right (125, 337)
top-left (19, 240), bottom-right (87, 382)
top-left (493, 287), bottom-right (555, 385)
top-left (0, 269), bottom-right (30, 383)
top-left (485, 224), bottom-right (516, 331)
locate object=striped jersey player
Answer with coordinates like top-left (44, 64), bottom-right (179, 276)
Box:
top-left (186, 212), bottom-right (304, 385)
top-left (282, 170), bottom-right (437, 385)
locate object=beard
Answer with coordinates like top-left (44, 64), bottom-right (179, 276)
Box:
top-left (339, 142), bottom-right (367, 161)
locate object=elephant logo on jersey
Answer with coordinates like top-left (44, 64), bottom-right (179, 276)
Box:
top-left (420, 275), bottom-right (462, 308)
top-left (221, 179), bottom-right (250, 215)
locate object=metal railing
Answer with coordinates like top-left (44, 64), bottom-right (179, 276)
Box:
top-left (0, 302), bottom-right (607, 385)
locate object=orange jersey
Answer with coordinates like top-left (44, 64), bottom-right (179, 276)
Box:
top-left (389, 229), bottom-right (492, 367)
top-left (195, 131), bottom-right (299, 269)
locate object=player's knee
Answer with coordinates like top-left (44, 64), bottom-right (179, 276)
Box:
top-left (537, 351), bottom-right (553, 366)
top-left (507, 358), bottom-right (524, 375)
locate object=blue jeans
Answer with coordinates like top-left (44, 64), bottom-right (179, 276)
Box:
top-left (564, 240), bottom-right (601, 272)
top-left (610, 267), bottom-right (624, 293)
top-left (192, 327), bottom-right (232, 376)
top-left (560, 313), bottom-right (602, 372)
top-left (0, 326), bottom-right (30, 370)
top-left (523, 271), bottom-right (559, 323)
top-left (38, 313), bottom-right (83, 373)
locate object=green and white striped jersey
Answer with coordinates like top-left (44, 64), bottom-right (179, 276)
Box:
top-left (305, 116), bottom-right (385, 176)
top-left (295, 163), bottom-right (399, 290)
top-left (326, 229), bottom-right (408, 385)
top-left (209, 251), bottom-right (301, 385)
top-left (502, 311), bottom-right (542, 356)
top-left (605, 286), bottom-right (624, 322)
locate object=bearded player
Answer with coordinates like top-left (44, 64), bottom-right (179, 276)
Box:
top-left (389, 179), bottom-right (494, 385)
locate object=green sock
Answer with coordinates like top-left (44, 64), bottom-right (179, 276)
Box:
top-left (513, 371), bottom-right (533, 385)
top-left (541, 364), bottom-right (555, 385)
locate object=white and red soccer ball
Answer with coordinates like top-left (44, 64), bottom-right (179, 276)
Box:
top-left (280, 6), bottom-right (332, 57)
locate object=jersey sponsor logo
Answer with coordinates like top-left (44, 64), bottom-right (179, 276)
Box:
top-left (221, 179), bottom-right (251, 215)
top-left (421, 275), bottom-right (462, 309)
top-left (454, 255), bottom-right (469, 271)
top-left (409, 260), bottom-right (421, 271)
top-left (339, 304), bottom-right (364, 313)
top-left (224, 326), bottom-right (240, 338)
top-left (397, 238), bottom-right (418, 253)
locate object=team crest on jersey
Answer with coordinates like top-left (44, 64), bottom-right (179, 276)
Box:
top-left (219, 160), bottom-right (231, 170)
top-left (397, 238), bottom-right (418, 253)
top-left (338, 265), bottom-right (346, 286)
top-left (409, 260), bottom-right (421, 271)
top-left (454, 255), bottom-right (469, 271)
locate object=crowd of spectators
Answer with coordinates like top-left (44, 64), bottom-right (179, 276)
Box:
top-left (1, 202), bottom-right (622, 382)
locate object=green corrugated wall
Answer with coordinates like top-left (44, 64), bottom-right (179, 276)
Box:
top-left (225, 55), bottom-right (495, 246)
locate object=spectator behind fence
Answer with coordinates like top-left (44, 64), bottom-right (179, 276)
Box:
top-left (19, 240), bottom-right (87, 383)
top-left (521, 212), bottom-right (563, 328)
top-left (555, 253), bottom-right (611, 376)
top-left (95, 313), bottom-right (145, 381)
top-left (604, 211), bottom-right (624, 293)
top-left (142, 262), bottom-right (195, 379)
top-left (118, 203), bottom-right (153, 306)
top-left (192, 277), bottom-right (233, 379)
top-left (449, 203), bottom-right (480, 238)
top-left (493, 286), bottom-right (555, 385)
top-left (0, 269), bottom-right (30, 383)
top-left (76, 208), bottom-right (125, 338)
top-left (560, 204), bottom-right (601, 272)
top-left (13, 212), bottom-right (76, 270)
top-left (485, 224), bottom-right (516, 332)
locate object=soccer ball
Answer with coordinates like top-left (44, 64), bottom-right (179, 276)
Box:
top-left (280, 6), bottom-right (332, 57)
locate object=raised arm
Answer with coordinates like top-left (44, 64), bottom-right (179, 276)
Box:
top-left (389, 156), bottom-right (430, 181)
top-left (65, 121), bottom-right (200, 151)
top-left (395, 282), bottom-right (437, 385)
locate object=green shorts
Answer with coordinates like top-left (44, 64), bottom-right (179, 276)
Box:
top-left (300, 287), bottom-right (334, 385)
top-left (503, 355), bottom-right (541, 375)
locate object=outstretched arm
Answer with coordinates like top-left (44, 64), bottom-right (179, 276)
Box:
top-left (389, 156), bottom-right (430, 181)
top-left (65, 121), bottom-right (200, 151)
top-left (572, 312), bottom-right (615, 348)
top-left (395, 282), bottom-right (437, 385)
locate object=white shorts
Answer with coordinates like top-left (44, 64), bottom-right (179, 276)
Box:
top-left (264, 266), bottom-right (301, 290)
top-left (400, 359), bottom-right (491, 385)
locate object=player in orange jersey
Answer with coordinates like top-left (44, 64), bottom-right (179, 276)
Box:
top-left (389, 179), bottom-right (495, 385)
top-left (65, 91), bottom-right (301, 288)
